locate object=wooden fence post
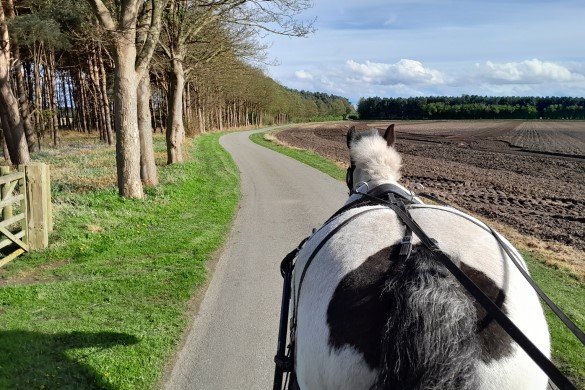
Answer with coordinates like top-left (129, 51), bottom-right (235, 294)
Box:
top-left (25, 163), bottom-right (50, 250)
top-left (44, 164), bottom-right (53, 233)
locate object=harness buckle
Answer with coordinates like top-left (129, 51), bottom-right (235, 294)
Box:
top-left (399, 235), bottom-right (413, 259)
top-left (274, 355), bottom-right (294, 372)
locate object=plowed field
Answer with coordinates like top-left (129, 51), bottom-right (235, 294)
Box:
top-left (274, 121), bottom-right (585, 255)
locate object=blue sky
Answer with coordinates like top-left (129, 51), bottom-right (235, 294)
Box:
top-left (261, 0), bottom-right (585, 104)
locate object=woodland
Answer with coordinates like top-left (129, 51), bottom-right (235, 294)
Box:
top-left (358, 95), bottom-right (585, 120)
top-left (0, 0), bottom-right (353, 198)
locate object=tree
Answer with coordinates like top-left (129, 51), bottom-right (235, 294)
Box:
top-left (0, 2), bottom-right (29, 164)
top-left (159, 0), bottom-right (314, 164)
top-left (5, 0), bottom-right (37, 152)
top-left (86, 0), bottom-right (166, 198)
top-left (136, 0), bottom-right (164, 186)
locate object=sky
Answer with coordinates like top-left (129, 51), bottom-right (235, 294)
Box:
top-left (260, 0), bottom-right (585, 104)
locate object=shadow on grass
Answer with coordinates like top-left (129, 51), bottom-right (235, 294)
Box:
top-left (0, 330), bottom-right (139, 389)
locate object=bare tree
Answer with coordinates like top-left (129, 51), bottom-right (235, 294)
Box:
top-left (136, 0), bottom-right (162, 186)
top-left (159, 0), bottom-right (314, 164)
top-left (86, 0), bottom-right (166, 198)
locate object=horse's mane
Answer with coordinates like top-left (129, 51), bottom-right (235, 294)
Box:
top-left (349, 129), bottom-right (402, 183)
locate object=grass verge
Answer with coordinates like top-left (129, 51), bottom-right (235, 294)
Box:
top-left (249, 132), bottom-right (345, 182)
top-left (251, 130), bottom-right (585, 389)
top-left (0, 132), bottom-right (239, 389)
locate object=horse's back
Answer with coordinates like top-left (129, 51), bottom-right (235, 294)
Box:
top-left (293, 205), bottom-right (550, 390)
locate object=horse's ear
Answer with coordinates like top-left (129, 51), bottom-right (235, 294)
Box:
top-left (347, 126), bottom-right (356, 148)
top-left (383, 124), bottom-right (395, 147)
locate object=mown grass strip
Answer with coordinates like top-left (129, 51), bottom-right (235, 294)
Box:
top-left (249, 132), bottom-right (346, 182)
top-left (251, 130), bottom-right (585, 389)
top-left (0, 132), bottom-right (239, 390)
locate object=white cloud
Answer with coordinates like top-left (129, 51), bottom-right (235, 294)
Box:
top-left (294, 70), bottom-right (314, 80)
top-left (345, 59), bottom-right (445, 85)
top-left (269, 57), bottom-right (585, 104)
top-left (478, 59), bottom-right (583, 84)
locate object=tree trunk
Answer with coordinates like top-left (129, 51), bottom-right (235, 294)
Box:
top-left (97, 44), bottom-right (113, 144)
top-left (88, 0), bottom-right (166, 198)
top-left (88, 48), bottom-right (107, 140)
top-left (185, 82), bottom-right (192, 123)
top-left (160, 86), bottom-right (167, 133)
top-left (60, 71), bottom-right (71, 129)
top-left (48, 51), bottom-right (59, 146)
top-left (67, 71), bottom-right (80, 131)
top-left (166, 58), bottom-right (185, 164)
top-left (0, 4), bottom-right (29, 164)
top-left (77, 69), bottom-right (89, 132)
top-left (0, 127), bottom-right (11, 164)
top-left (113, 35), bottom-right (143, 198)
top-left (4, 0), bottom-right (37, 150)
top-left (153, 79), bottom-right (165, 133)
top-left (33, 47), bottom-right (43, 139)
top-left (0, 81), bottom-right (29, 164)
top-left (149, 93), bottom-right (156, 132)
top-left (13, 50), bottom-right (37, 151)
top-left (137, 73), bottom-right (159, 186)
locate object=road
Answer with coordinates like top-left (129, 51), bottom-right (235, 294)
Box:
top-left (163, 128), bottom-right (347, 389)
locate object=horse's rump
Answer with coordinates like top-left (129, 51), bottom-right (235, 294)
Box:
top-left (293, 205), bottom-right (550, 390)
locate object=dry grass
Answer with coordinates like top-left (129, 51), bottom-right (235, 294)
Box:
top-left (489, 220), bottom-right (585, 281)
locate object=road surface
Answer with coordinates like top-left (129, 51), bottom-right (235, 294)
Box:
top-left (163, 128), bottom-right (347, 389)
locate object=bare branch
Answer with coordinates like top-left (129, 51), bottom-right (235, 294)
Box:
top-left (136, 0), bottom-right (168, 76)
top-left (86, 0), bottom-right (116, 31)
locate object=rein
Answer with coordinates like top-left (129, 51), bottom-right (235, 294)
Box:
top-left (273, 184), bottom-right (583, 390)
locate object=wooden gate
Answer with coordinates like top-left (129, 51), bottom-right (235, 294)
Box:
top-left (0, 167), bottom-right (28, 267)
top-left (0, 163), bottom-right (51, 268)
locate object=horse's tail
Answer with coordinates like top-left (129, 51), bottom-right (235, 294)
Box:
top-left (374, 246), bottom-right (481, 390)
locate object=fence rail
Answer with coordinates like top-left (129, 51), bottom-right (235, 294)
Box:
top-left (0, 163), bottom-right (51, 268)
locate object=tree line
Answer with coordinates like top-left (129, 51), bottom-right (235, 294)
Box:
top-left (357, 95), bottom-right (585, 120)
top-left (0, 0), bottom-right (353, 199)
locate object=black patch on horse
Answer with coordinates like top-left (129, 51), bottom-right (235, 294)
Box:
top-left (327, 245), bottom-right (513, 372)
top-left (461, 263), bottom-right (514, 362)
top-left (326, 245), bottom-right (400, 369)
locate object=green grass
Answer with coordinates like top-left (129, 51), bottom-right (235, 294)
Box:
top-left (527, 253), bottom-right (585, 387)
top-left (0, 132), bottom-right (239, 389)
top-left (252, 130), bottom-right (585, 389)
top-left (250, 132), bottom-right (346, 181)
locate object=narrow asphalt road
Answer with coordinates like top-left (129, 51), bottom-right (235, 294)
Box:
top-left (164, 128), bottom-right (347, 389)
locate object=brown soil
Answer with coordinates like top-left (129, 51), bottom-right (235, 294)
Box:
top-left (274, 121), bottom-right (585, 277)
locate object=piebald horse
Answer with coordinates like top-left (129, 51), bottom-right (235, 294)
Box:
top-left (291, 126), bottom-right (550, 389)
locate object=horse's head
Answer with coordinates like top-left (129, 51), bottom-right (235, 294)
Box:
top-left (346, 124), bottom-right (402, 191)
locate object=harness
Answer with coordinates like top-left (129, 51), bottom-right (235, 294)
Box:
top-left (273, 183), bottom-right (584, 390)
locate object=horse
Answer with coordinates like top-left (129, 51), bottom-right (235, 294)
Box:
top-left (290, 125), bottom-right (551, 390)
